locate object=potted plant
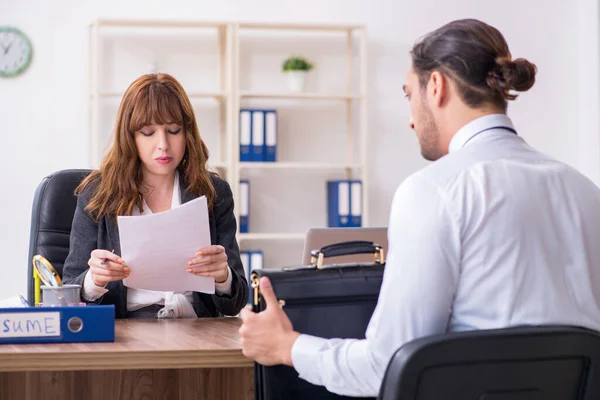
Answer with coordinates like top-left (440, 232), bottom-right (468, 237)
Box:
top-left (282, 56), bottom-right (314, 92)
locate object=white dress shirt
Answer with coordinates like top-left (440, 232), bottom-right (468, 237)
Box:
top-left (82, 171), bottom-right (233, 316)
top-left (291, 114), bottom-right (600, 397)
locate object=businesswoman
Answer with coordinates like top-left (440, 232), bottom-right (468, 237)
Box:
top-left (62, 73), bottom-right (248, 319)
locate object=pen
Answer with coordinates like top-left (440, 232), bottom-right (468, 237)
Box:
top-left (18, 295), bottom-right (29, 307)
top-left (100, 249), bottom-right (115, 266)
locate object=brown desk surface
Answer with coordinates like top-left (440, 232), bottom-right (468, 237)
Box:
top-left (0, 318), bottom-right (252, 372)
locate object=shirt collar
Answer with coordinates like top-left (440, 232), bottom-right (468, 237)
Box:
top-left (448, 114), bottom-right (515, 153)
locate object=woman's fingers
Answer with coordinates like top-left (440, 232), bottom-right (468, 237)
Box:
top-left (189, 250), bottom-right (227, 266)
top-left (196, 245), bottom-right (225, 256)
top-left (188, 255), bottom-right (220, 266)
top-left (91, 249), bottom-right (125, 264)
top-left (91, 267), bottom-right (128, 278)
top-left (188, 271), bottom-right (222, 277)
top-left (186, 264), bottom-right (224, 274)
top-left (89, 259), bottom-right (129, 274)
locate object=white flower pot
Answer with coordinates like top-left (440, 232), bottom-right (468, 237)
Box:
top-left (286, 71), bottom-right (308, 92)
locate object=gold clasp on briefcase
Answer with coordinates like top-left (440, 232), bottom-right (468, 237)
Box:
top-left (251, 273), bottom-right (260, 306)
top-left (251, 272), bottom-right (286, 308)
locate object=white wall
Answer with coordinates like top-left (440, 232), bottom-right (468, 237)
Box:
top-left (577, 0), bottom-right (600, 186)
top-left (1, 0), bottom-right (597, 298)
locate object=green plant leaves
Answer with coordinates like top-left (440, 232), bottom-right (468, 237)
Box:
top-left (282, 56), bottom-right (314, 72)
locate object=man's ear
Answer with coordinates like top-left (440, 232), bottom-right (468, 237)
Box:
top-left (429, 71), bottom-right (447, 107)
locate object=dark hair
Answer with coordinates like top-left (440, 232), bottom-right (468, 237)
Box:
top-left (410, 19), bottom-right (537, 111)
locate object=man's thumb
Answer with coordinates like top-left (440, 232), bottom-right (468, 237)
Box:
top-left (260, 277), bottom-right (279, 309)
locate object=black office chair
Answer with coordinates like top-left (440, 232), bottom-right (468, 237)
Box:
top-left (27, 169), bottom-right (92, 305)
top-left (378, 325), bottom-right (600, 400)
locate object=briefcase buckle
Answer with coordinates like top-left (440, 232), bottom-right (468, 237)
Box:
top-left (251, 273), bottom-right (260, 306)
top-left (251, 273), bottom-right (286, 308)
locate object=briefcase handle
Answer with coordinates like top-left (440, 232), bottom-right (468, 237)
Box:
top-left (310, 240), bottom-right (385, 269)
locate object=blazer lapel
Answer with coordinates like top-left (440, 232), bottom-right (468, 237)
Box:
top-left (179, 173), bottom-right (216, 245)
top-left (106, 216), bottom-right (122, 256)
top-left (179, 172), bottom-right (198, 204)
top-left (105, 215), bottom-right (126, 316)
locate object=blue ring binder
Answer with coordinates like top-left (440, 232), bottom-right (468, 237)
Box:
top-left (0, 305), bottom-right (115, 344)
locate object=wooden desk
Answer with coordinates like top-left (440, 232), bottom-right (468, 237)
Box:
top-left (0, 318), bottom-right (253, 400)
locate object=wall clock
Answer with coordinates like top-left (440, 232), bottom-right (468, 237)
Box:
top-left (0, 26), bottom-right (33, 78)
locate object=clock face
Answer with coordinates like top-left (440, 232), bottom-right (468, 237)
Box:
top-left (0, 27), bottom-right (33, 78)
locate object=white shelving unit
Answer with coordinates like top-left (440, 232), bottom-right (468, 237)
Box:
top-left (232, 22), bottom-right (369, 251)
top-left (238, 233), bottom-right (306, 241)
top-left (97, 91), bottom-right (226, 99)
top-left (238, 162), bottom-right (361, 170)
top-left (88, 20), bottom-right (368, 266)
top-left (239, 92), bottom-right (361, 100)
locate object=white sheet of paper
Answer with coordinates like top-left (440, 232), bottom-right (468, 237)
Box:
top-left (118, 196), bottom-right (215, 294)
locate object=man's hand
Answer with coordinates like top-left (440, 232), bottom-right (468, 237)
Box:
top-left (239, 277), bottom-right (300, 366)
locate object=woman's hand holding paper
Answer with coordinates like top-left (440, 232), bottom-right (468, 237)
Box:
top-left (186, 245), bottom-right (229, 284)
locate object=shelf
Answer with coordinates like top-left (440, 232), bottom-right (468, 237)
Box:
top-left (240, 92), bottom-right (361, 101)
top-left (93, 21), bottom-right (362, 31)
top-left (93, 20), bottom-right (228, 29)
top-left (238, 233), bottom-right (306, 241)
top-left (238, 22), bottom-right (363, 32)
top-left (239, 162), bottom-right (361, 170)
top-left (93, 92), bottom-right (226, 99)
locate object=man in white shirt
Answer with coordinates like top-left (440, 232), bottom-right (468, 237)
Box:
top-left (239, 18), bottom-right (600, 397)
